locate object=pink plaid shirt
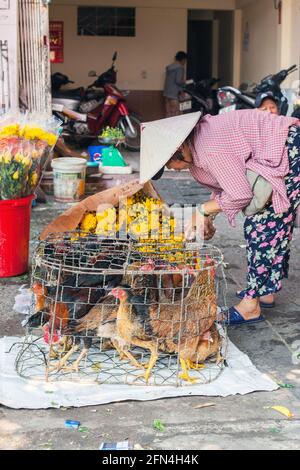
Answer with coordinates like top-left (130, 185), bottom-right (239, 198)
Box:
top-left (189, 109), bottom-right (299, 225)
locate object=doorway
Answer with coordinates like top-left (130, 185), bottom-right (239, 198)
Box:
top-left (187, 10), bottom-right (234, 85)
top-left (187, 19), bottom-right (212, 81)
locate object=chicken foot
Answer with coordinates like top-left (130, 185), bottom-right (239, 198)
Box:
top-left (47, 343), bottom-right (80, 373)
top-left (179, 358), bottom-right (198, 384)
top-left (131, 340), bottom-right (158, 384)
top-left (112, 340), bottom-right (145, 369)
top-left (185, 359), bottom-right (205, 370)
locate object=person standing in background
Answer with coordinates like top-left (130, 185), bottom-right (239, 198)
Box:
top-left (163, 51), bottom-right (187, 117)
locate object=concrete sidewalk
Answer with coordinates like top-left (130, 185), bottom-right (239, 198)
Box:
top-left (0, 172), bottom-right (300, 450)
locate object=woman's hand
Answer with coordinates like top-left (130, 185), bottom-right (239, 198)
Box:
top-left (204, 216), bottom-right (216, 240)
top-left (184, 213), bottom-right (216, 240)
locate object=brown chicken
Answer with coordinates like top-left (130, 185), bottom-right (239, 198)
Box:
top-left (50, 294), bottom-right (120, 372)
top-left (112, 267), bottom-right (220, 383)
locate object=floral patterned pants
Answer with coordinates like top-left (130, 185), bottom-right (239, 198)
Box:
top-left (242, 125), bottom-right (300, 298)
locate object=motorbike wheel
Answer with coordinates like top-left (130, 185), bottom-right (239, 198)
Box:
top-left (118, 113), bottom-right (141, 152)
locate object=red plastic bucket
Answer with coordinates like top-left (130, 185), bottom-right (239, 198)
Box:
top-left (0, 195), bottom-right (34, 277)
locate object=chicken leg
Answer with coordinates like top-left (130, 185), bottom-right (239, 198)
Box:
top-left (179, 358), bottom-right (198, 384)
top-left (61, 347), bottom-right (90, 373)
top-left (112, 339), bottom-right (145, 369)
top-left (131, 339), bottom-right (158, 383)
top-left (47, 343), bottom-right (80, 373)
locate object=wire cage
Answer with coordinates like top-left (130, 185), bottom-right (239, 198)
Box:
top-left (15, 232), bottom-right (228, 386)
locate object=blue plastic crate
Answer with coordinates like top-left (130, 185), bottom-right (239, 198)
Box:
top-left (88, 145), bottom-right (108, 163)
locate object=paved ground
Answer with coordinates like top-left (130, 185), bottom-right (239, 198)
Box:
top-left (0, 164), bottom-right (300, 450)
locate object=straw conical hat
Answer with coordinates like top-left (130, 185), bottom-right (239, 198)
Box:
top-left (139, 111), bottom-right (201, 184)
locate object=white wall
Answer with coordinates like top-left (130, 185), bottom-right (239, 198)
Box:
top-left (50, 0), bottom-right (236, 89)
top-left (50, 5), bottom-right (187, 90)
top-left (51, 0), bottom-right (235, 10)
top-left (240, 0), bottom-right (279, 85)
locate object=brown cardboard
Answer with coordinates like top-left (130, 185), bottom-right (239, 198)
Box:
top-left (40, 179), bottom-right (162, 240)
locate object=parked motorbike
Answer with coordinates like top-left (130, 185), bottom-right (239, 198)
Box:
top-left (180, 78), bottom-right (221, 115)
top-left (217, 65), bottom-right (298, 115)
top-left (52, 52), bottom-right (141, 151)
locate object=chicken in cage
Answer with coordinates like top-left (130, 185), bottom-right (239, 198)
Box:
top-left (15, 233), bottom-right (228, 386)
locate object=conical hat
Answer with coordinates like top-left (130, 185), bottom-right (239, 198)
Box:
top-left (139, 111), bottom-right (201, 184)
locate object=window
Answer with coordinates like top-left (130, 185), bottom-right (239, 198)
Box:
top-left (78, 7), bottom-right (135, 37)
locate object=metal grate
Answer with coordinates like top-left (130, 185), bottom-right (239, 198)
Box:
top-left (18, 0), bottom-right (51, 114)
top-left (15, 233), bottom-right (228, 387)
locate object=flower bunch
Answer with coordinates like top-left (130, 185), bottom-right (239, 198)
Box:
top-left (0, 146), bottom-right (38, 200)
top-left (75, 191), bottom-right (186, 260)
top-left (0, 112), bottom-right (62, 200)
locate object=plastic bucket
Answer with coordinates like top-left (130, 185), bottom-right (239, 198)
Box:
top-left (0, 195), bottom-right (34, 278)
top-left (51, 157), bottom-right (87, 202)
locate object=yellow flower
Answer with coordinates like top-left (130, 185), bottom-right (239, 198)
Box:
top-left (80, 212), bottom-right (97, 232)
top-left (3, 153), bottom-right (12, 164)
top-left (12, 171), bottom-right (19, 180)
top-left (0, 124), bottom-right (20, 137)
top-left (30, 172), bottom-right (38, 186)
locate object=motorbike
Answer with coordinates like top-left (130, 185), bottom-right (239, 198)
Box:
top-left (52, 52), bottom-right (142, 151)
top-left (179, 78), bottom-right (221, 115)
top-left (217, 65), bottom-right (298, 115)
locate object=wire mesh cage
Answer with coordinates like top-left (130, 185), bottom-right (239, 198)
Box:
top-left (15, 232), bottom-right (228, 386)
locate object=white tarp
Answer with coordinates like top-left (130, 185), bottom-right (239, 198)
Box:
top-left (0, 335), bottom-right (278, 409)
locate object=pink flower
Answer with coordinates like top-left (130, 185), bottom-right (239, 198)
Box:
top-left (284, 214), bottom-right (293, 224)
top-left (251, 231), bottom-right (258, 239)
top-left (257, 266), bottom-right (267, 274)
top-left (274, 255), bottom-right (283, 264)
top-left (290, 189), bottom-right (300, 200)
top-left (248, 290), bottom-right (256, 297)
top-left (270, 238), bottom-right (278, 247)
top-left (259, 242), bottom-right (269, 248)
top-left (293, 176), bottom-right (300, 183)
top-left (257, 224), bottom-right (265, 232)
top-left (267, 221), bottom-right (276, 229)
top-left (275, 229), bottom-right (286, 240)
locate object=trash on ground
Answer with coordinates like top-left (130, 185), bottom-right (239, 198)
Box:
top-left (99, 441), bottom-right (133, 450)
top-left (65, 420), bottom-right (81, 429)
top-left (277, 382), bottom-right (295, 389)
top-left (270, 406), bottom-right (293, 418)
top-left (78, 426), bottom-right (89, 434)
top-left (193, 402), bottom-right (216, 409)
top-left (153, 419), bottom-right (166, 432)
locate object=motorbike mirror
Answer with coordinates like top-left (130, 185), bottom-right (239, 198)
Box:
top-left (88, 70), bottom-right (97, 77)
top-left (112, 51), bottom-right (118, 62)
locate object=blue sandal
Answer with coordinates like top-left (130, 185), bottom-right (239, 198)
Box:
top-left (222, 307), bottom-right (265, 326)
top-left (236, 292), bottom-right (275, 309)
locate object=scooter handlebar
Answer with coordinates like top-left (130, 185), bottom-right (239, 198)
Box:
top-left (287, 64), bottom-right (297, 73)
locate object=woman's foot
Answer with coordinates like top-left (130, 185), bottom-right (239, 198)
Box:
top-left (219, 298), bottom-right (262, 323)
top-left (234, 298), bottom-right (261, 320)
